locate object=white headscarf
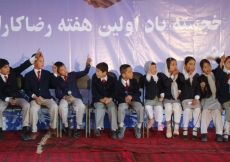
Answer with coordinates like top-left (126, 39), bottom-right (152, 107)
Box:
top-left (180, 59), bottom-right (197, 84)
top-left (163, 59), bottom-right (178, 99)
top-left (144, 61), bottom-right (158, 82)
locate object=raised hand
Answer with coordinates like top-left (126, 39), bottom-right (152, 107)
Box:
top-left (35, 48), bottom-right (43, 59)
top-left (86, 54), bottom-right (92, 65)
top-left (84, 0), bottom-right (121, 8)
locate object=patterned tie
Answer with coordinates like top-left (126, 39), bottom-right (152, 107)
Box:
top-left (102, 79), bottom-right (106, 84)
top-left (4, 75), bottom-right (8, 83)
top-left (37, 71), bottom-right (40, 81)
top-left (64, 75), bottom-right (68, 82)
top-left (126, 82), bottom-right (129, 88)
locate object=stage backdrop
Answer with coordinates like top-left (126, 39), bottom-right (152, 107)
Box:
top-left (0, 0), bottom-right (229, 130)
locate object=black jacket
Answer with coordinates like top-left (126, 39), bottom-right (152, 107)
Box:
top-left (115, 76), bottom-right (141, 104)
top-left (144, 73), bottom-right (164, 100)
top-left (92, 73), bottom-right (116, 104)
top-left (180, 73), bottom-right (201, 101)
top-left (0, 59), bottom-right (31, 101)
top-left (159, 72), bottom-right (184, 100)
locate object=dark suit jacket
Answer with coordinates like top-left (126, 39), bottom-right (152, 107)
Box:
top-left (55, 65), bottom-right (90, 100)
top-left (144, 73), bottom-right (164, 100)
top-left (24, 69), bottom-right (58, 101)
top-left (180, 73), bottom-right (201, 101)
top-left (0, 59), bottom-right (31, 101)
top-left (159, 72), bottom-right (184, 100)
top-left (91, 73), bottom-right (116, 105)
top-left (115, 76), bottom-right (141, 104)
top-left (197, 68), bottom-right (219, 100)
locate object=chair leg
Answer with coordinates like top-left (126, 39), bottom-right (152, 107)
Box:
top-left (147, 127), bottom-right (149, 138)
top-left (85, 107), bottom-right (88, 138)
top-left (89, 109), bottom-right (91, 137)
top-left (60, 116), bottom-right (62, 137)
top-left (56, 118), bottom-right (59, 137)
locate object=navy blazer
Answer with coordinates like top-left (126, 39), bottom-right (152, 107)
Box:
top-left (144, 73), bottom-right (164, 100)
top-left (180, 73), bottom-right (201, 101)
top-left (213, 58), bottom-right (230, 104)
top-left (0, 59), bottom-right (31, 101)
top-left (197, 68), bottom-right (219, 100)
top-left (55, 65), bottom-right (90, 100)
top-left (24, 69), bottom-right (58, 101)
top-left (159, 72), bottom-right (184, 100)
top-left (91, 73), bottom-right (116, 105)
top-left (115, 76), bottom-right (141, 104)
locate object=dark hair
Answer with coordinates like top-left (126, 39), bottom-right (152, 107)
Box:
top-left (184, 56), bottom-right (196, 65)
top-left (0, 59), bottom-right (9, 69)
top-left (54, 61), bottom-right (65, 72)
top-left (225, 56), bottom-right (230, 63)
top-left (151, 62), bottom-right (156, 66)
top-left (120, 64), bottom-right (131, 74)
top-left (166, 57), bottom-right (176, 69)
top-left (96, 62), bottom-right (108, 73)
top-left (200, 59), bottom-right (210, 69)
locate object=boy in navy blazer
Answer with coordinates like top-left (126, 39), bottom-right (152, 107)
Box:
top-left (24, 52), bottom-right (58, 139)
top-left (115, 64), bottom-right (144, 139)
top-left (0, 49), bottom-right (40, 141)
top-left (92, 62), bottom-right (117, 138)
top-left (54, 56), bottom-right (91, 138)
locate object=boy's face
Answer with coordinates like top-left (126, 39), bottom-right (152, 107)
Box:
top-left (58, 65), bottom-right (68, 76)
top-left (0, 64), bottom-right (10, 75)
top-left (202, 62), bottom-right (211, 75)
top-left (169, 60), bottom-right (177, 72)
top-left (184, 59), bottom-right (196, 73)
top-left (34, 56), bottom-right (44, 70)
top-left (122, 67), bottom-right (133, 80)
top-left (149, 64), bottom-right (157, 75)
top-left (96, 68), bottom-right (106, 78)
top-left (225, 58), bottom-right (230, 70)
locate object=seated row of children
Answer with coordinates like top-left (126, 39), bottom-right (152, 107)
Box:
top-left (0, 49), bottom-right (229, 143)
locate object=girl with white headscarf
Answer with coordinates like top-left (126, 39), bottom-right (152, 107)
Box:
top-left (160, 57), bottom-right (183, 138)
top-left (198, 59), bottom-right (223, 142)
top-left (180, 56), bottom-right (201, 141)
top-left (210, 54), bottom-right (230, 142)
top-left (144, 61), bottom-right (164, 132)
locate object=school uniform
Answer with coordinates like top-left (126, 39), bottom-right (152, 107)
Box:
top-left (0, 59), bottom-right (33, 130)
top-left (213, 58), bottom-right (230, 141)
top-left (92, 73), bottom-right (117, 131)
top-left (55, 65), bottom-right (90, 129)
top-left (198, 70), bottom-right (223, 138)
top-left (24, 69), bottom-right (58, 133)
top-left (144, 73), bottom-right (164, 125)
top-left (159, 72), bottom-right (183, 123)
top-left (180, 73), bottom-right (201, 128)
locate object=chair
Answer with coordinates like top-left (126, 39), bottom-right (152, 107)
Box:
top-left (59, 75), bottom-right (91, 138)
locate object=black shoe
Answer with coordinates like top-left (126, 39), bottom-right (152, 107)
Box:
top-left (134, 126), bottom-right (141, 139)
top-left (118, 126), bottom-right (126, 139)
top-left (201, 134), bottom-right (207, 142)
top-left (0, 133), bottom-right (3, 141)
top-left (223, 134), bottom-right (229, 142)
top-left (191, 135), bottom-right (198, 140)
top-left (110, 130), bottom-right (117, 139)
top-left (74, 129), bottom-right (81, 138)
top-left (216, 134), bottom-right (223, 142)
top-left (64, 128), bottom-right (72, 137)
top-left (94, 129), bottom-right (101, 136)
top-left (182, 135), bottom-right (188, 140)
top-left (21, 133), bottom-right (31, 141)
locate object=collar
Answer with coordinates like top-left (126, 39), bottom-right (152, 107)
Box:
top-left (100, 75), bottom-right (108, 81)
top-left (121, 78), bottom-right (129, 85)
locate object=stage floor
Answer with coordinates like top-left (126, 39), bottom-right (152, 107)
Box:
top-left (0, 128), bottom-right (230, 162)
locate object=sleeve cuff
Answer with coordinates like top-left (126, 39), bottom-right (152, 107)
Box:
top-left (30, 56), bottom-right (37, 64)
top-left (160, 93), bottom-right (165, 98)
top-left (5, 97), bottom-right (11, 102)
top-left (32, 94), bottom-right (35, 98)
top-left (195, 95), bottom-right (200, 100)
top-left (178, 90), bottom-right (181, 93)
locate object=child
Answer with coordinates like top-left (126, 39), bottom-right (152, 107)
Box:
top-left (160, 57), bottom-right (183, 138)
top-left (24, 52), bottom-right (58, 140)
top-left (198, 59), bottom-right (223, 142)
top-left (54, 56), bottom-right (91, 138)
top-left (0, 50), bottom-right (40, 141)
top-left (180, 56), bottom-right (201, 140)
top-left (92, 62), bottom-right (117, 138)
top-left (144, 61), bottom-right (164, 131)
top-left (210, 53), bottom-right (230, 142)
top-left (115, 64), bottom-right (144, 139)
